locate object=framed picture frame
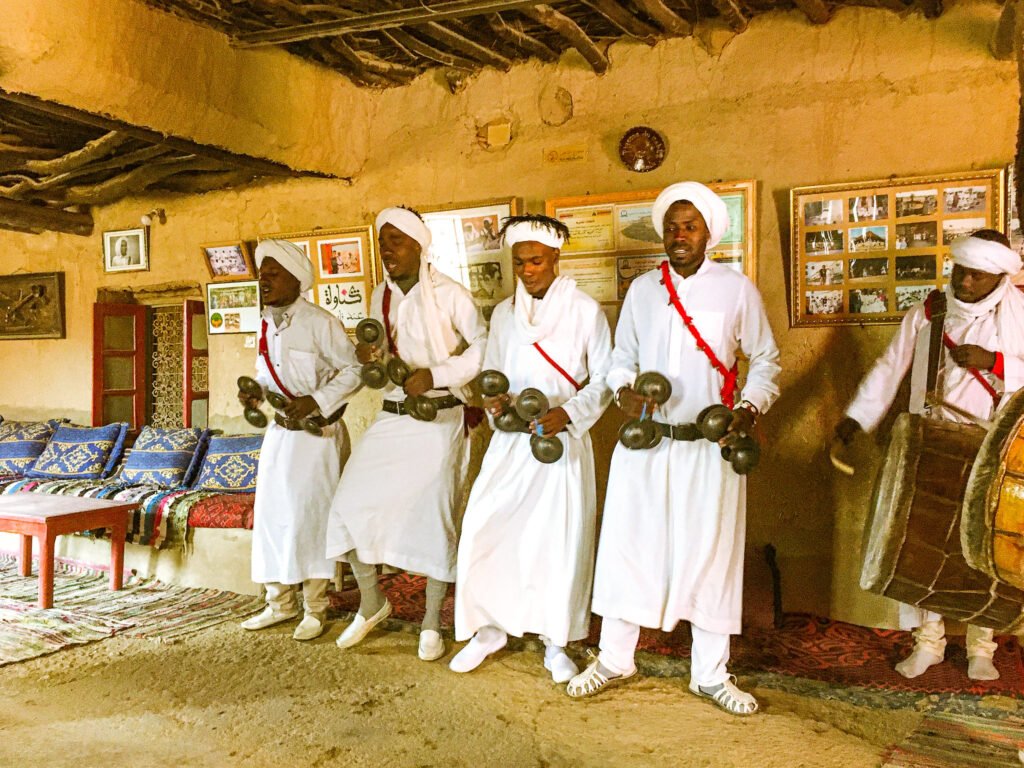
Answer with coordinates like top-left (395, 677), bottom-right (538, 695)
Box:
top-left (260, 225), bottom-right (379, 333)
top-left (199, 240), bottom-right (255, 281)
top-left (545, 181), bottom-right (757, 328)
top-left (420, 197), bottom-right (522, 322)
top-left (790, 169), bottom-right (1004, 327)
top-left (206, 280), bottom-right (261, 335)
top-left (0, 272), bottom-right (66, 340)
top-left (103, 228), bottom-right (148, 273)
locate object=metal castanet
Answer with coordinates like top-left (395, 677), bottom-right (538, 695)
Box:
top-left (861, 412), bottom-right (1024, 633)
top-left (618, 370), bottom-right (673, 450)
top-left (514, 387), bottom-right (550, 421)
top-left (356, 319), bottom-right (390, 389)
top-left (478, 369), bottom-right (510, 397)
top-left (356, 318), bottom-right (385, 346)
top-left (361, 362), bottom-right (389, 389)
top-left (494, 408), bottom-right (529, 433)
top-left (635, 371), bottom-right (672, 405)
top-left (530, 433), bottom-right (563, 464)
top-left (696, 404), bottom-right (733, 443)
top-left (237, 376), bottom-right (268, 429)
top-left (387, 357), bottom-right (412, 387)
top-left (720, 434), bottom-right (760, 474)
top-left (265, 390), bottom-right (289, 411)
top-left (404, 394), bottom-right (438, 422)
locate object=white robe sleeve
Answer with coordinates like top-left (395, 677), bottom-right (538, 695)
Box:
top-left (606, 282), bottom-right (641, 394)
top-left (736, 279), bottom-right (782, 415)
top-left (429, 286), bottom-right (488, 390)
top-left (845, 304), bottom-right (927, 432)
top-left (561, 304), bottom-right (613, 438)
top-left (1000, 353), bottom-right (1024, 399)
top-left (310, 313), bottom-right (363, 416)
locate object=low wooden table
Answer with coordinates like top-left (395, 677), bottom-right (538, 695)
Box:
top-left (0, 494), bottom-right (135, 608)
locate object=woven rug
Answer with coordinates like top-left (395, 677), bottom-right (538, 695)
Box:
top-left (882, 712), bottom-right (1024, 767)
top-left (0, 555), bottom-right (263, 664)
top-left (328, 572), bottom-right (1024, 697)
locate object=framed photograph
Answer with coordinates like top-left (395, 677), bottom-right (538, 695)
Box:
top-left (103, 228), bottom-right (148, 273)
top-left (261, 225), bottom-right (379, 333)
top-left (1003, 164), bottom-right (1024, 287)
top-left (200, 240), bottom-right (255, 281)
top-left (546, 181), bottom-right (756, 329)
top-left (790, 169), bottom-right (1004, 327)
top-left (420, 198), bottom-right (522, 322)
top-left (0, 272), bottom-right (65, 340)
top-left (206, 280), bottom-right (260, 335)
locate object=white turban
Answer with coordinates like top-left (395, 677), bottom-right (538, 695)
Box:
top-left (502, 219), bottom-right (565, 250)
top-left (950, 235), bottom-right (1022, 276)
top-left (375, 207), bottom-right (432, 254)
top-left (254, 239), bottom-right (313, 292)
top-left (651, 181), bottom-right (729, 249)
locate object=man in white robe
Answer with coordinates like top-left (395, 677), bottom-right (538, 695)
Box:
top-left (567, 182), bottom-right (781, 716)
top-left (836, 229), bottom-right (1024, 681)
top-left (450, 215), bottom-right (613, 683)
top-left (240, 239), bottom-right (362, 641)
top-left (326, 206), bottom-right (487, 661)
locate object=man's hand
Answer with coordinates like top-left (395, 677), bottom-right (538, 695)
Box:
top-left (533, 407), bottom-right (571, 438)
top-left (718, 407), bottom-right (755, 447)
top-left (404, 368), bottom-right (434, 398)
top-left (483, 393), bottom-right (512, 417)
top-left (834, 417), bottom-right (862, 447)
top-left (950, 344), bottom-right (997, 371)
top-left (356, 342), bottom-right (383, 365)
top-left (282, 395), bottom-right (319, 420)
top-left (238, 391), bottom-right (262, 410)
top-left (616, 386), bottom-right (659, 420)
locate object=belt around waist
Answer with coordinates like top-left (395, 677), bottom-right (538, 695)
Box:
top-left (274, 404), bottom-right (347, 431)
top-left (653, 422), bottom-right (702, 441)
top-left (382, 394), bottom-right (461, 416)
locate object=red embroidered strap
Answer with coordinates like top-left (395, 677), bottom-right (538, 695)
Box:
top-left (259, 319), bottom-right (298, 400)
top-left (923, 291), bottom-right (999, 402)
top-left (533, 342), bottom-right (582, 391)
top-left (382, 285), bottom-right (398, 355)
top-left (660, 261), bottom-right (738, 408)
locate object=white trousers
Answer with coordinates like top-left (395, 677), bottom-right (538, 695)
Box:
top-left (597, 617), bottom-right (731, 687)
top-left (907, 610), bottom-right (997, 660)
top-left (266, 579), bottom-right (329, 621)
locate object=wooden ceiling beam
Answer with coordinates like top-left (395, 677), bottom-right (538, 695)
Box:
top-left (384, 28), bottom-right (481, 70)
top-left (64, 156), bottom-right (227, 206)
top-left (791, 0), bottom-right (831, 24)
top-left (233, 0), bottom-right (572, 47)
top-left (992, 0), bottom-right (1014, 58)
top-left (632, 0), bottom-right (693, 36)
top-left (413, 21), bottom-right (514, 69)
top-left (711, 0), bottom-right (750, 31)
top-left (0, 198), bottom-right (93, 236)
top-left (486, 13), bottom-right (561, 61)
top-left (520, 4), bottom-right (609, 74)
top-left (22, 131), bottom-right (130, 175)
top-left (583, 0), bottom-right (661, 42)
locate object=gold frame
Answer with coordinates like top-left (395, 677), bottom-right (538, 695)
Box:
top-left (791, 169), bottom-right (1004, 327)
top-left (198, 239), bottom-right (255, 282)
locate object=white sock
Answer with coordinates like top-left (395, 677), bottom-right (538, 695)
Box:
top-left (543, 645), bottom-right (578, 683)
top-left (968, 656), bottom-right (1000, 681)
top-left (449, 626), bottom-right (507, 673)
top-left (895, 647), bottom-right (943, 678)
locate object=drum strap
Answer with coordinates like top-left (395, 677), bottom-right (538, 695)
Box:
top-left (924, 290), bottom-right (999, 403)
top-left (259, 319), bottom-right (298, 401)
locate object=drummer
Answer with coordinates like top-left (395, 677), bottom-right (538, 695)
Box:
top-left (239, 240), bottom-right (363, 641)
top-left (449, 215), bottom-right (613, 682)
top-left (836, 229), bottom-right (1024, 680)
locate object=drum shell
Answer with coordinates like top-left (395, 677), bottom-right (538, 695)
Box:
top-left (861, 413), bottom-right (1024, 633)
top-left (963, 388), bottom-right (1024, 592)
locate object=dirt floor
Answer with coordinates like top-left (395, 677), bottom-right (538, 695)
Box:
top-left (0, 620), bottom-right (924, 768)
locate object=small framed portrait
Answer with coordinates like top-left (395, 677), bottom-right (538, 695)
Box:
top-left (207, 280), bottom-right (261, 335)
top-left (103, 228), bottom-right (148, 273)
top-left (317, 237), bottom-right (365, 279)
top-left (804, 260), bottom-right (843, 286)
top-left (200, 240), bottom-right (255, 281)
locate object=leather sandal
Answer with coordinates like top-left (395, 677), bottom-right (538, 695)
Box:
top-left (687, 676), bottom-right (759, 716)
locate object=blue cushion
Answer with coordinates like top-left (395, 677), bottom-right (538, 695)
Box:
top-left (191, 434), bottom-right (262, 493)
top-left (27, 422), bottom-right (129, 480)
top-left (0, 420), bottom-right (58, 476)
top-left (119, 426), bottom-right (210, 488)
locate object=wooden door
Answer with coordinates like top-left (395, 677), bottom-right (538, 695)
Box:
top-left (183, 299), bottom-right (209, 428)
top-left (92, 303), bottom-right (150, 428)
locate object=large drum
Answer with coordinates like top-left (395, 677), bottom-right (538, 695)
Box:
top-left (860, 412), bottom-right (1024, 633)
top-left (963, 388), bottom-right (1024, 593)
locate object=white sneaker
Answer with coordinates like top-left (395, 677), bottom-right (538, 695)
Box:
top-left (544, 650), bottom-right (579, 684)
top-left (292, 614), bottom-right (326, 641)
top-left (895, 647), bottom-right (944, 679)
top-left (448, 630), bottom-right (507, 673)
top-left (335, 600), bottom-right (392, 649)
top-left (418, 629), bottom-right (446, 661)
top-left (968, 655), bottom-right (1000, 681)
top-left (241, 607), bottom-right (299, 631)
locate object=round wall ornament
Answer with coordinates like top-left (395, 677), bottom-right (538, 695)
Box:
top-left (618, 126), bottom-right (666, 173)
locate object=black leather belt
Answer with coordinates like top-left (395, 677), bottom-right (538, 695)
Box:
top-left (382, 394), bottom-right (461, 416)
top-left (274, 404), bottom-right (347, 431)
top-left (654, 422), bottom-right (702, 441)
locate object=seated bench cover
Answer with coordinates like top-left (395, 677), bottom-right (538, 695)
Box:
top-left (26, 422), bottom-right (128, 480)
top-left (187, 493), bottom-right (255, 529)
top-left (191, 435), bottom-right (262, 493)
top-left (119, 426), bottom-right (210, 488)
top-left (0, 420), bottom-right (61, 476)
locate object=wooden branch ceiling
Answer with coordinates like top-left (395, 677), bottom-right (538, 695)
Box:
top-left (0, 90), bottom-right (327, 236)
top-left (139, 0), bottom-right (948, 89)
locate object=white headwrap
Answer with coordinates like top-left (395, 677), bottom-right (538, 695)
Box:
top-left (651, 181), bottom-right (729, 249)
top-left (950, 235), bottom-right (1023, 276)
top-left (502, 220), bottom-right (565, 250)
top-left (254, 239), bottom-right (313, 292)
top-left (375, 207), bottom-right (432, 255)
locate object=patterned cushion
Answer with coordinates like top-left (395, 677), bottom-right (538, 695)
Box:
top-left (0, 420), bottom-right (59, 476)
top-left (191, 435), bottom-right (262, 493)
top-left (187, 493), bottom-right (256, 529)
top-left (27, 422), bottom-right (129, 480)
top-left (119, 426), bottom-right (210, 488)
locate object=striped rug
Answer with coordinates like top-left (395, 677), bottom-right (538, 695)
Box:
top-left (883, 712), bottom-right (1024, 767)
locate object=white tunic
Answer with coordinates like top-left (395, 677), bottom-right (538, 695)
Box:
top-left (454, 285), bottom-right (613, 645)
top-left (592, 260), bottom-right (781, 636)
top-left (251, 298), bottom-right (362, 584)
top-left (325, 267), bottom-right (487, 582)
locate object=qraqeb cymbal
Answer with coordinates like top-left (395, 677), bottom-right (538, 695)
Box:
top-left (237, 376), bottom-right (268, 428)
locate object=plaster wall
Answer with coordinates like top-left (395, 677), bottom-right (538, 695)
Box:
top-left (0, 2), bottom-right (1016, 625)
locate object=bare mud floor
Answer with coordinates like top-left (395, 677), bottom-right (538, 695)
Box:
top-left (0, 621), bottom-right (922, 767)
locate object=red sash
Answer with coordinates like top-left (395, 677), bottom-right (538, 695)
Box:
top-left (533, 342), bottom-right (582, 391)
top-left (259, 319), bottom-right (297, 400)
top-left (923, 290), bottom-right (999, 403)
top-left (660, 261), bottom-right (738, 408)
top-left (382, 285), bottom-right (398, 355)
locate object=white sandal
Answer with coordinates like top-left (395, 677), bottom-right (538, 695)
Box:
top-left (688, 676), bottom-right (759, 716)
top-left (565, 652), bottom-right (636, 699)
